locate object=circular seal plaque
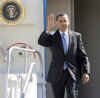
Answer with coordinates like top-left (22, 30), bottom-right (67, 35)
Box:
top-left (1, 0), bottom-right (24, 25)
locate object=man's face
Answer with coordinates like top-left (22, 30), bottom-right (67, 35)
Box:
top-left (56, 15), bottom-right (69, 32)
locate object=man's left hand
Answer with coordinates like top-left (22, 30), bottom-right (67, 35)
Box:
top-left (82, 73), bottom-right (89, 84)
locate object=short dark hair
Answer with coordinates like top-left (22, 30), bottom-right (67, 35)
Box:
top-left (56, 13), bottom-right (69, 21)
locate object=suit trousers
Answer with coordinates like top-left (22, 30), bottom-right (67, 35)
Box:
top-left (50, 69), bottom-right (81, 98)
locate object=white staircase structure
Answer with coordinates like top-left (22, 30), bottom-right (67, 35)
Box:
top-left (0, 46), bottom-right (45, 98)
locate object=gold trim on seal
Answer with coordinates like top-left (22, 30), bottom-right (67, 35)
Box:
top-left (0, 0), bottom-right (24, 25)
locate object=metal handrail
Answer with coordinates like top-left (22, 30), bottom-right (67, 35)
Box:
top-left (20, 62), bottom-right (36, 98)
top-left (7, 46), bottom-right (44, 98)
top-left (23, 62), bottom-right (36, 93)
top-left (7, 46), bottom-right (43, 75)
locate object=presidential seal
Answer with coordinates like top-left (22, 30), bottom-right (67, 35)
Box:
top-left (0, 0), bottom-right (24, 25)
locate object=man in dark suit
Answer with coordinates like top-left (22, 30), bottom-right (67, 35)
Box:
top-left (38, 13), bottom-right (90, 98)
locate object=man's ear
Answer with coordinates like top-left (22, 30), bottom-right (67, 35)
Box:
top-left (67, 21), bottom-right (70, 26)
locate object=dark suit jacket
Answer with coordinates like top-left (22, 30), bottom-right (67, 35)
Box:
top-left (38, 30), bottom-right (90, 84)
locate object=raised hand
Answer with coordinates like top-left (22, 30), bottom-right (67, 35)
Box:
top-left (47, 14), bottom-right (55, 32)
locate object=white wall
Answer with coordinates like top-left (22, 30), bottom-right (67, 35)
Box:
top-left (0, 0), bottom-right (44, 74)
top-left (0, 0), bottom-right (45, 98)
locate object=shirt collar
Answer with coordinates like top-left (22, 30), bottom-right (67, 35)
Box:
top-left (59, 29), bottom-right (68, 36)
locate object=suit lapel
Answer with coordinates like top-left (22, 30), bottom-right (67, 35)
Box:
top-left (56, 30), bottom-right (65, 55)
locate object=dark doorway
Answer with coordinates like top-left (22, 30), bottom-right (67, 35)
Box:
top-left (75, 0), bottom-right (100, 98)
